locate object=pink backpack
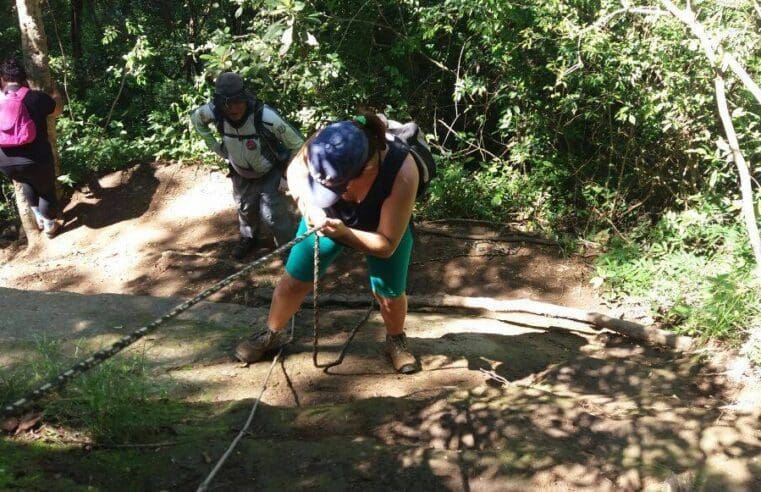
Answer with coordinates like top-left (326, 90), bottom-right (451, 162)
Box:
top-left (0, 87), bottom-right (37, 147)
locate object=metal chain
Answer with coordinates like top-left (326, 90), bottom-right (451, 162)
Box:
top-left (312, 233), bottom-right (374, 370)
top-left (1, 226), bottom-right (322, 419)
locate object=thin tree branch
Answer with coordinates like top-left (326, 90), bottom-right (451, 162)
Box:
top-left (714, 72), bottom-right (761, 268)
top-left (104, 70), bottom-right (127, 130)
top-left (657, 0), bottom-right (761, 271)
top-left (660, 0), bottom-right (761, 109)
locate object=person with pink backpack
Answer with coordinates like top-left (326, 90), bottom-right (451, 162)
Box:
top-left (0, 57), bottom-right (63, 238)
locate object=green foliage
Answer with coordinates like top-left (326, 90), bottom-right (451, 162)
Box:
top-left (0, 338), bottom-right (181, 443)
top-left (1, 0), bottom-right (760, 344)
top-left (56, 110), bottom-right (153, 184)
top-left (420, 155), bottom-right (571, 233)
top-left (594, 206), bottom-right (760, 341)
top-left (0, 181), bottom-right (18, 222)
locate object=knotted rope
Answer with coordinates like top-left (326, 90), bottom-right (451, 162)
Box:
top-left (311, 233), bottom-right (374, 370)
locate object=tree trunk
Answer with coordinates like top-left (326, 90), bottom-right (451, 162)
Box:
top-left (12, 182), bottom-right (38, 247)
top-left (15, 0), bottom-right (61, 247)
top-left (70, 0), bottom-right (83, 62)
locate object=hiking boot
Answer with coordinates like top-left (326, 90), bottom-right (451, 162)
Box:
top-left (43, 219), bottom-right (61, 238)
top-left (235, 327), bottom-right (290, 363)
top-left (231, 237), bottom-right (255, 260)
top-left (385, 333), bottom-right (419, 374)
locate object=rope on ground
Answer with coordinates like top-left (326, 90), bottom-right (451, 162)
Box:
top-left (196, 318), bottom-right (294, 492)
top-left (1, 225), bottom-right (323, 419)
top-left (311, 233), bottom-right (374, 370)
top-left (199, 232), bottom-right (375, 491)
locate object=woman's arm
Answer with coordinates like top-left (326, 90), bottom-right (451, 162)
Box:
top-left (323, 154), bottom-right (419, 258)
top-left (286, 146), bottom-right (327, 226)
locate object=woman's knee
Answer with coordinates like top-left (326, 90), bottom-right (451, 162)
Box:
top-left (275, 272), bottom-right (313, 298)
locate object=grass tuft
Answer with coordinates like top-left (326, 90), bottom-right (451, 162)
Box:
top-left (1, 337), bottom-right (183, 444)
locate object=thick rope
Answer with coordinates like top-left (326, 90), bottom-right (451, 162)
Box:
top-left (311, 233), bottom-right (374, 370)
top-left (1, 226), bottom-right (322, 419)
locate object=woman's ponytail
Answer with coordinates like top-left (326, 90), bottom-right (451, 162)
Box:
top-left (353, 110), bottom-right (387, 158)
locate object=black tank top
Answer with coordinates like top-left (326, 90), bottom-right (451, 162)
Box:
top-left (326, 135), bottom-right (409, 232)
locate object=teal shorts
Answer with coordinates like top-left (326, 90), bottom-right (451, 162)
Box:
top-left (285, 218), bottom-right (413, 298)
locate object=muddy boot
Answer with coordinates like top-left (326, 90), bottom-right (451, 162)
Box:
top-left (385, 333), bottom-right (419, 374)
top-left (235, 328), bottom-right (290, 363)
top-left (231, 237), bottom-right (255, 260)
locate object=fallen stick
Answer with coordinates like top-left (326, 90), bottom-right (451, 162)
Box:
top-left (414, 225), bottom-right (558, 246)
top-left (420, 218), bottom-right (523, 228)
top-left (407, 295), bottom-right (694, 351)
top-left (249, 288), bottom-right (694, 351)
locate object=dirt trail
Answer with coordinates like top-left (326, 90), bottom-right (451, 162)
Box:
top-left (1, 162), bottom-right (759, 491)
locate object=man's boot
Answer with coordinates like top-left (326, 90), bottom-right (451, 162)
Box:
top-left (235, 327), bottom-right (291, 363)
top-left (231, 237), bottom-right (255, 260)
top-left (385, 333), bottom-right (419, 374)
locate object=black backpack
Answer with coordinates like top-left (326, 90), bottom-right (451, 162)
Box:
top-left (386, 120), bottom-right (436, 200)
top-left (213, 99), bottom-right (296, 170)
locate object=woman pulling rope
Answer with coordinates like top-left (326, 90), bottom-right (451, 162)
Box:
top-left (235, 111), bottom-right (420, 374)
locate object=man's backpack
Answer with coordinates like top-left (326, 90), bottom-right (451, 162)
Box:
top-left (214, 99), bottom-right (293, 170)
top-left (386, 119), bottom-right (436, 200)
top-left (0, 87), bottom-right (37, 148)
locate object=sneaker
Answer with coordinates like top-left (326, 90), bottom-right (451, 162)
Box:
top-left (235, 327), bottom-right (290, 363)
top-left (231, 237), bottom-right (255, 260)
top-left (43, 219), bottom-right (61, 238)
top-left (30, 207), bottom-right (44, 230)
top-left (385, 333), bottom-right (419, 374)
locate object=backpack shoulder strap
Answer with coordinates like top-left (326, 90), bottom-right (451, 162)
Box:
top-left (213, 101), bottom-right (259, 140)
top-left (254, 100), bottom-right (281, 143)
top-left (253, 99), bottom-right (265, 135)
top-left (212, 103), bottom-right (225, 135)
top-left (1, 86), bottom-right (29, 100)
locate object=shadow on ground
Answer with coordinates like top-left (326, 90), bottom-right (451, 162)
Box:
top-left (1, 287), bottom-right (759, 490)
top-left (63, 162), bottom-right (161, 232)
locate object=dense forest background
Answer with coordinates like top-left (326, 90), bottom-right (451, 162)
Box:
top-left (1, 0), bottom-right (759, 349)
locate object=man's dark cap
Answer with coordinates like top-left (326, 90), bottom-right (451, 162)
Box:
top-left (214, 72), bottom-right (248, 101)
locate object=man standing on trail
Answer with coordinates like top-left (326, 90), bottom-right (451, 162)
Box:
top-left (0, 57), bottom-right (63, 238)
top-left (235, 112), bottom-right (421, 374)
top-left (191, 72), bottom-right (304, 260)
